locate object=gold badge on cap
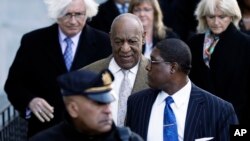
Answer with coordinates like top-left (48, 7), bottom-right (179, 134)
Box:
top-left (84, 70), bottom-right (113, 93)
top-left (102, 71), bottom-right (112, 85)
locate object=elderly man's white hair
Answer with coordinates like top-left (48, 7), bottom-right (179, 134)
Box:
top-left (43, 0), bottom-right (99, 20)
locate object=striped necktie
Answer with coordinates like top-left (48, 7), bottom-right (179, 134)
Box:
top-left (122, 4), bottom-right (126, 13)
top-left (119, 3), bottom-right (128, 14)
top-left (163, 96), bottom-right (178, 141)
top-left (64, 38), bottom-right (73, 71)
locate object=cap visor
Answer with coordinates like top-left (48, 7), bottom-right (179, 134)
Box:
top-left (86, 91), bottom-right (115, 104)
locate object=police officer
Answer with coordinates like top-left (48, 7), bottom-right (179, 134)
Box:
top-left (29, 69), bottom-right (143, 141)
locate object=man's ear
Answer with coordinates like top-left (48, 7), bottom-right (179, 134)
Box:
top-left (109, 32), bottom-right (111, 38)
top-left (66, 102), bottom-right (78, 118)
top-left (170, 62), bottom-right (178, 74)
top-left (109, 32), bottom-right (114, 46)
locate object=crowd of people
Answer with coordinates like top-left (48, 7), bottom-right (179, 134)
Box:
top-left (4, 0), bottom-right (250, 140)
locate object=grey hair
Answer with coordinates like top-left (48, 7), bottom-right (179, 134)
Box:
top-left (195, 0), bottom-right (242, 33)
top-left (43, 0), bottom-right (99, 20)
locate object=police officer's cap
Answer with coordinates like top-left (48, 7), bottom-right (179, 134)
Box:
top-left (57, 69), bottom-right (115, 104)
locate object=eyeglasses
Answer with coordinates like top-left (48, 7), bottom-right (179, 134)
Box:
top-left (133, 8), bottom-right (153, 14)
top-left (61, 12), bottom-right (86, 21)
top-left (148, 59), bottom-right (171, 65)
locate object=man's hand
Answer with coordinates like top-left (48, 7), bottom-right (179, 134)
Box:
top-left (29, 97), bottom-right (54, 122)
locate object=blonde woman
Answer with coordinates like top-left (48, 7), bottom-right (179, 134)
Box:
top-left (188, 0), bottom-right (250, 125)
top-left (129, 0), bottom-right (178, 59)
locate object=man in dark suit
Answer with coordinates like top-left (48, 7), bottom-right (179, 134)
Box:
top-left (126, 38), bottom-right (238, 141)
top-left (4, 0), bottom-right (111, 137)
top-left (88, 0), bottom-right (130, 33)
top-left (81, 13), bottom-right (149, 127)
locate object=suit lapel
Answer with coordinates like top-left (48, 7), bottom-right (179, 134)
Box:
top-left (45, 24), bottom-right (67, 72)
top-left (85, 56), bottom-right (112, 72)
top-left (184, 84), bottom-right (205, 141)
top-left (71, 25), bottom-right (90, 70)
top-left (132, 56), bottom-right (149, 93)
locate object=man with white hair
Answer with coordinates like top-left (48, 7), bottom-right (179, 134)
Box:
top-left (4, 0), bottom-right (111, 138)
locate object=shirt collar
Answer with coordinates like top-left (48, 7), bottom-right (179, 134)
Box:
top-left (115, 2), bottom-right (129, 8)
top-left (109, 57), bottom-right (139, 74)
top-left (115, 2), bottom-right (129, 13)
top-left (156, 79), bottom-right (191, 108)
top-left (59, 27), bottom-right (82, 45)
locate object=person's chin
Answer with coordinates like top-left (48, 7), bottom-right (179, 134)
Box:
top-left (148, 83), bottom-right (155, 89)
top-left (120, 56), bottom-right (133, 62)
top-left (211, 29), bottom-right (223, 35)
top-left (99, 125), bottom-right (112, 133)
top-left (147, 80), bottom-right (156, 89)
top-left (99, 120), bottom-right (112, 131)
top-left (67, 29), bottom-right (80, 36)
top-left (119, 61), bottom-right (135, 69)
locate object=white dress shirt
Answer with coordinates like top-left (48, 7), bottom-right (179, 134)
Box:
top-left (147, 80), bottom-right (191, 141)
top-left (108, 58), bottom-right (139, 125)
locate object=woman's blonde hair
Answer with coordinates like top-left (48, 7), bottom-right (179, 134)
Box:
top-left (195, 0), bottom-right (242, 33)
top-left (129, 0), bottom-right (168, 39)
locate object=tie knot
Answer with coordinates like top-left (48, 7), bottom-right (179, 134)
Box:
top-left (65, 37), bottom-right (72, 45)
top-left (165, 96), bottom-right (174, 105)
top-left (120, 3), bottom-right (128, 13)
top-left (121, 69), bottom-right (129, 76)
